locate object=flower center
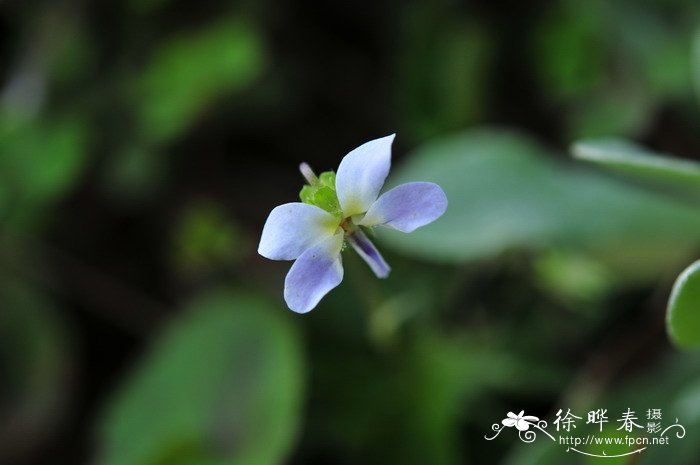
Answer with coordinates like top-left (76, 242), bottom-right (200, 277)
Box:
top-left (339, 217), bottom-right (354, 233)
top-left (298, 164), bottom-right (343, 218)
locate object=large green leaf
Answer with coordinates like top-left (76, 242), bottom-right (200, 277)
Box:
top-left (381, 129), bottom-right (700, 275)
top-left (97, 290), bottom-right (304, 465)
top-left (668, 261), bottom-right (700, 349)
top-left (572, 138), bottom-right (700, 194)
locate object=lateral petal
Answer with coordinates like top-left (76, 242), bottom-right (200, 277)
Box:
top-left (258, 203), bottom-right (340, 260)
top-left (360, 182), bottom-right (447, 233)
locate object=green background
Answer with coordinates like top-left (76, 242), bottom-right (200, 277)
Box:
top-left (2, 0), bottom-right (700, 463)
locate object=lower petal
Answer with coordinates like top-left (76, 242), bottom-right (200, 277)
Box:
top-left (284, 233), bottom-right (344, 313)
top-left (346, 228), bottom-right (391, 278)
top-left (359, 182), bottom-right (447, 233)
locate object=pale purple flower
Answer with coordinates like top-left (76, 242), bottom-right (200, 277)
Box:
top-left (258, 134), bottom-right (448, 313)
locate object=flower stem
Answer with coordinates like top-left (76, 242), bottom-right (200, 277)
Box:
top-left (299, 162), bottom-right (319, 185)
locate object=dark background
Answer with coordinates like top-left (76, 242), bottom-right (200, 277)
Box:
top-left (2, 0), bottom-right (700, 464)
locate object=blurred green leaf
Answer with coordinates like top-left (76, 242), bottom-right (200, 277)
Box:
top-left (572, 138), bottom-right (700, 194)
top-left (534, 250), bottom-right (614, 304)
top-left (398, 332), bottom-right (564, 465)
top-left (305, 322), bottom-right (564, 465)
top-left (397, 5), bottom-right (492, 142)
top-left (136, 19), bottom-right (265, 143)
top-left (615, 3), bottom-right (695, 98)
top-left (171, 200), bottom-right (248, 274)
top-left (97, 290), bottom-right (304, 465)
top-left (532, 0), bottom-right (655, 139)
top-left (667, 261), bottom-right (700, 349)
top-left (381, 129), bottom-right (700, 278)
top-left (0, 115), bottom-right (88, 226)
top-left (532, 0), bottom-right (699, 139)
top-left (533, 0), bottom-right (608, 98)
top-left (568, 87), bottom-right (655, 139)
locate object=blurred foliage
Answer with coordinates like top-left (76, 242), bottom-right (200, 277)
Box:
top-left (534, 250), bottom-right (614, 305)
top-left (171, 200), bottom-right (247, 276)
top-left (3, 0), bottom-right (700, 464)
top-left (533, 0), bottom-right (700, 139)
top-left (569, 136), bottom-right (700, 348)
top-left (0, 115), bottom-right (88, 228)
top-left (134, 19), bottom-right (264, 144)
top-left (397, 2), bottom-right (492, 142)
top-left (572, 138), bottom-right (700, 196)
top-left (382, 129), bottom-right (700, 282)
top-left (668, 261), bottom-right (700, 349)
top-left (97, 291), bottom-right (304, 465)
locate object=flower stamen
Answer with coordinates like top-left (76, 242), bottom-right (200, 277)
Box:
top-left (299, 162), bottom-right (319, 185)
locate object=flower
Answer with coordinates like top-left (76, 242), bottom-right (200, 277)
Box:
top-left (502, 411), bottom-right (539, 431)
top-left (258, 134), bottom-right (448, 313)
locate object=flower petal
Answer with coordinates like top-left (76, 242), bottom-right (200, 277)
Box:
top-left (336, 134), bottom-right (395, 216)
top-left (284, 233), bottom-right (344, 313)
top-left (360, 182), bottom-right (447, 233)
top-left (346, 228), bottom-right (391, 278)
top-left (502, 419), bottom-right (517, 427)
top-left (258, 203), bottom-right (340, 260)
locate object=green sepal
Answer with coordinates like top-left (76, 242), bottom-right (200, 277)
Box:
top-left (318, 171), bottom-right (336, 188)
top-left (299, 170), bottom-right (342, 217)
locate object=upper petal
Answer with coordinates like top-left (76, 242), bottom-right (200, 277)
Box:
top-left (336, 134), bottom-right (395, 216)
top-left (258, 202), bottom-right (340, 260)
top-left (359, 182), bottom-right (447, 233)
top-left (284, 233), bottom-right (344, 313)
